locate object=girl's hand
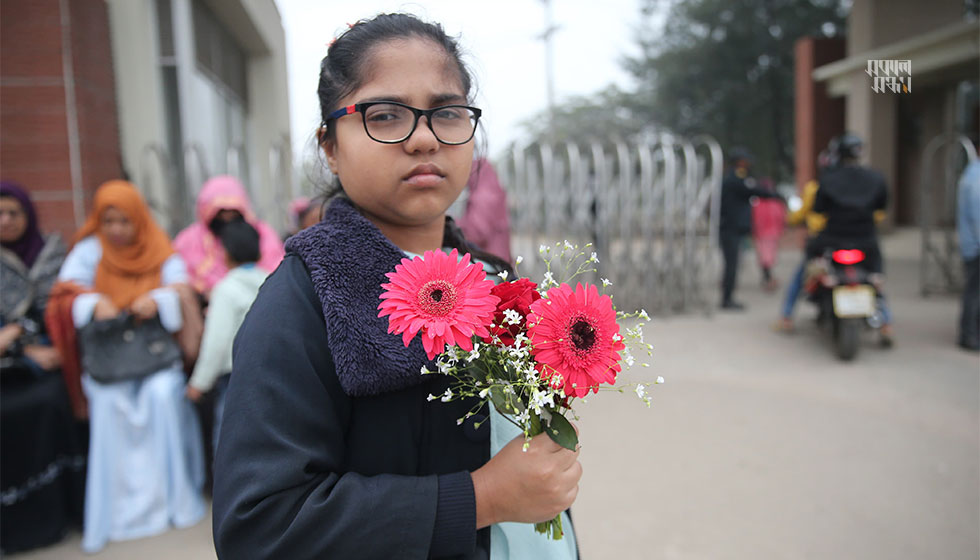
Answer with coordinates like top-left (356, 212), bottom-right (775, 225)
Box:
top-left (93, 297), bottom-right (121, 320)
top-left (129, 294), bottom-right (158, 321)
top-left (0, 324), bottom-right (23, 354)
top-left (23, 345), bottom-right (61, 371)
top-left (471, 430), bottom-right (582, 527)
top-left (185, 385), bottom-right (203, 403)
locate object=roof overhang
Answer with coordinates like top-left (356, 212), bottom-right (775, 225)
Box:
top-left (813, 19), bottom-right (979, 97)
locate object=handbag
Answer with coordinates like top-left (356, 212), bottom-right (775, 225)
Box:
top-left (78, 312), bottom-right (182, 384)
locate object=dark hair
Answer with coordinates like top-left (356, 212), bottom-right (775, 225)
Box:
top-left (209, 210), bottom-right (244, 237)
top-left (220, 220), bottom-right (260, 265)
top-left (317, 13), bottom-right (473, 135)
top-left (312, 13), bottom-right (509, 273)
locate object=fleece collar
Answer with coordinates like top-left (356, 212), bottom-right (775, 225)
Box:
top-left (284, 197), bottom-right (432, 397)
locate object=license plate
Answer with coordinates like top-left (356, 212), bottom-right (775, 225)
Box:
top-left (832, 285), bottom-right (875, 317)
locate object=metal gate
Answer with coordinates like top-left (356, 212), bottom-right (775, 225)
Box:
top-left (919, 133), bottom-right (977, 296)
top-left (499, 134), bottom-right (723, 315)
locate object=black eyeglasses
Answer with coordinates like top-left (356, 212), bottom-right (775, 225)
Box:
top-left (325, 101), bottom-right (481, 145)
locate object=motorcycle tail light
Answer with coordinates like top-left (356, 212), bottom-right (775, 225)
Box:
top-left (833, 249), bottom-right (865, 265)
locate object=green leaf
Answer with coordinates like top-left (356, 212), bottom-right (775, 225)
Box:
top-left (527, 411), bottom-right (543, 436)
top-left (544, 411), bottom-right (578, 451)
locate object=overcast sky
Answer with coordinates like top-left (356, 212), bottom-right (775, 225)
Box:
top-left (274, 0), bottom-right (644, 163)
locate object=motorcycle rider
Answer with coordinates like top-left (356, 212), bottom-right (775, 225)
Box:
top-left (806, 132), bottom-right (893, 345)
top-left (775, 137), bottom-right (891, 335)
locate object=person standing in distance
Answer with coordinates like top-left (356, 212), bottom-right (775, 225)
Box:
top-left (718, 148), bottom-right (783, 310)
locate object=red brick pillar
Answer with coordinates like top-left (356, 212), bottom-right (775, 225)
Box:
top-left (1, 0), bottom-right (122, 241)
top-left (793, 37), bottom-right (846, 192)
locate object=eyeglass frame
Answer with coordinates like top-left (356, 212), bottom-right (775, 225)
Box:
top-left (324, 101), bottom-right (482, 145)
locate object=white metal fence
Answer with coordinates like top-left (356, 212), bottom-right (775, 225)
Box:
top-left (498, 134), bottom-right (723, 315)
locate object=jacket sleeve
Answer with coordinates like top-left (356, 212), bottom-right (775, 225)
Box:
top-left (212, 256), bottom-right (464, 559)
top-left (187, 282), bottom-right (235, 392)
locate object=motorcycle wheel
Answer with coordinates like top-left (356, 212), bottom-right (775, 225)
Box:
top-left (836, 317), bottom-right (861, 361)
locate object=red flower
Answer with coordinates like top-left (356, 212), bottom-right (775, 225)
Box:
top-left (527, 283), bottom-right (625, 398)
top-left (482, 278), bottom-right (541, 346)
top-left (378, 249), bottom-right (499, 360)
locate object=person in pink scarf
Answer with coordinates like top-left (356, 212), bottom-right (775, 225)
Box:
top-left (174, 176), bottom-right (284, 297)
top-left (751, 177), bottom-right (786, 292)
top-left (457, 158), bottom-right (512, 263)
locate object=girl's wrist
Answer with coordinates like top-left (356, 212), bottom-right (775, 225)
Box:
top-left (471, 467), bottom-right (498, 529)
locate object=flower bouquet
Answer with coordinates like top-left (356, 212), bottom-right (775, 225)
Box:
top-left (378, 242), bottom-right (658, 539)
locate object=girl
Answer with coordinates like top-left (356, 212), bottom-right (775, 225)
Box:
top-left (57, 181), bottom-right (205, 553)
top-left (212, 14), bottom-right (581, 559)
top-left (173, 175), bottom-right (284, 298)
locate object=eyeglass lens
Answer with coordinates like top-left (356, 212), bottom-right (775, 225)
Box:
top-left (362, 104), bottom-right (478, 144)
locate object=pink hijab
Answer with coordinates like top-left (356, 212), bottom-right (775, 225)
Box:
top-left (458, 159), bottom-right (512, 263)
top-left (173, 175), bottom-right (284, 295)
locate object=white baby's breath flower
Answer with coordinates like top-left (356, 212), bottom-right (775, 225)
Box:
top-left (639, 309), bottom-right (650, 320)
top-left (590, 252), bottom-right (599, 263)
top-left (479, 388), bottom-right (490, 398)
top-left (601, 278), bottom-right (612, 287)
top-left (427, 393), bottom-right (438, 402)
top-left (503, 308), bottom-right (522, 326)
top-left (420, 366), bottom-right (431, 375)
top-left (440, 388), bottom-right (453, 402)
top-left (457, 418), bottom-right (464, 425)
top-left (539, 244), bottom-right (548, 254)
top-left (466, 343), bottom-right (481, 362)
top-left (497, 270), bottom-right (509, 281)
top-left (612, 334), bottom-right (622, 342)
top-left (623, 350), bottom-right (635, 367)
top-left (543, 271), bottom-right (555, 286)
top-left (656, 376), bottom-right (665, 384)
top-left (563, 240), bottom-right (574, 251)
top-left (516, 255), bottom-right (524, 265)
top-left (635, 384), bottom-right (646, 399)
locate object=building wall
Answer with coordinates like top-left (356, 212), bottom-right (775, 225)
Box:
top-left (812, 0), bottom-right (976, 227)
top-left (1, 0), bottom-right (122, 240)
top-left (106, 0), bottom-right (292, 233)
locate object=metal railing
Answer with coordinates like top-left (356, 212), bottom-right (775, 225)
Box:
top-left (919, 133), bottom-right (976, 296)
top-left (499, 135), bottom-right (723, 315)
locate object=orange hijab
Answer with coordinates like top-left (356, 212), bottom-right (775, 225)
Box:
top-left (73, 180), bottom-right (175, 309)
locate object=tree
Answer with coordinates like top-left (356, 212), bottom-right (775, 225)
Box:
top-left (519, 0), bottom-right (848, 182)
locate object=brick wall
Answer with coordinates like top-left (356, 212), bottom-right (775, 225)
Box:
top-left (1, 0), bottom-right (122, 241)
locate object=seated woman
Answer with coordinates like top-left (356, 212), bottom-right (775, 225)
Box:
top-left (0, 181), bottom-right (85, 554)
top-left (173, 175), bottom-right (284, 299)
top-left (57, 180), bottom-right (205, 553)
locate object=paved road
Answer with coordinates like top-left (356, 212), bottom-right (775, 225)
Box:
top-left (16, 230), bottom-right (979, 559)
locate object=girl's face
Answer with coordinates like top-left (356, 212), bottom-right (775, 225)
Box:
top-left (0, 197), bottom-right (27, 243)
top-left (99, 206), bottom-right (137, 247)
top-left (323, 38), bottom-right (474, 239)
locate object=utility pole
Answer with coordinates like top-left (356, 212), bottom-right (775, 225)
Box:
top-left (538, 0), bottom-right (559, 140)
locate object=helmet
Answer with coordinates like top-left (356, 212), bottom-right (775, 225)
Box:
top-left (727, 146), bottom-right (753, 166)
top-left (835, 132), bottom-right (863, 160)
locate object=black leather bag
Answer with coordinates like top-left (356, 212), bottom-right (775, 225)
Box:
top-left (78, 313), bottom-right (182, 384)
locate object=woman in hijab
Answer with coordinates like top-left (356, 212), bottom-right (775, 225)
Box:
top-left (174, 175), bottom-right (284, 297)
top-left (0, 181), bottom-right (86, 554)
top-left (56, 180), bottom-right (205, 553)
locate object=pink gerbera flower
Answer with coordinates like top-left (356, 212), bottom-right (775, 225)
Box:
top-left (378, 249), bottom-right (499, 360)
top-left (527, 282), bottom-right (625, 398)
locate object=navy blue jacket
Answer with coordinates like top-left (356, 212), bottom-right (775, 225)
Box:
top-left (212, 198), bottom-right (492, 559)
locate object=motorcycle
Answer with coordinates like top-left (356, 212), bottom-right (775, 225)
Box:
top-left (803, 247), bottom-right (885, 361)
